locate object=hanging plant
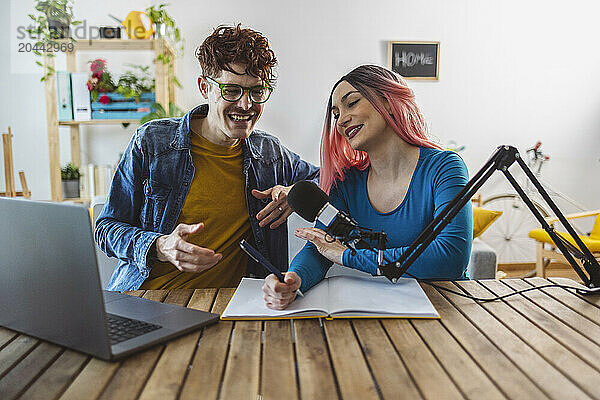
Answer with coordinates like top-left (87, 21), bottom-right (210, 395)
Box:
top-left (145, 3), bottom-right (183, 91)
top-left (26, 0), bottom-right (81, 81)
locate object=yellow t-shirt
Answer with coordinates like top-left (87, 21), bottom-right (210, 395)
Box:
top-left (140, 131), bottom-right (251, 289)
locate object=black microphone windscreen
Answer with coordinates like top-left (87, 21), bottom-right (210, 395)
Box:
top-left (287, 181), bottom-right (329, 222)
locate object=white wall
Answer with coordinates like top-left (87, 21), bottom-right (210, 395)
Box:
top-left (2, 0), bottom-right (600, 209)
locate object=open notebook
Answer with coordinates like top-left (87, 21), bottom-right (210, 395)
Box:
top-left (221, 275), bottom-right (439, 320)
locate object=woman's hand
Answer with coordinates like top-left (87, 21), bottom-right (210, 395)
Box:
top-left (252, 185), bottom-right (293, 229)
top-left (295, 227), bottom-right (347, 265)
top-left (262, 271), bottom-right (301, 310)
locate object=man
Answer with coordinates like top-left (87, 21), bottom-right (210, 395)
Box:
top-left (95, 25), bottom-right (319, 291)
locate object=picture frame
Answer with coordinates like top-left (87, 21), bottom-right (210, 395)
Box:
top-left (388, 41), bottom-right (440, 80)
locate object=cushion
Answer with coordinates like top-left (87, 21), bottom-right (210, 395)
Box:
top-left (473, 207), bottom-right (503, 239)
top-left (529, 229), bottom-right (600, 252)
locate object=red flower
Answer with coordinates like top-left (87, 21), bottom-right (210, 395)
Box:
top-left (98, 95), bottom-right (110, 105)
top-left (90, 58), bottom-right (107, 74)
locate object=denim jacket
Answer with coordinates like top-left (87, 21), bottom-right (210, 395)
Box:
top-left (95, 104), bottom-right (319, 291)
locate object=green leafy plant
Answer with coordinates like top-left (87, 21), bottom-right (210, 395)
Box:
top-left (140, 102), bottom-right (184, 124)
top-left (26, 0), bottom-right (81, 81)
top-left (145, 3), bottom-right (182, 52)
top-left (144, 3), bottom-right (183, 90)
top-left (115, 64), bottom-right (156, 101)
top-left (61, 162), bottom-right (80, 180)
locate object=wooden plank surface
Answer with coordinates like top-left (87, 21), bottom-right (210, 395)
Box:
top-left (323, 319), bottom-right (379, 400)
top-left (294, 319), bottom-right (339, 400)
top-left (0, 328), bottom-right (18, 350)
top-left (261, 320), bottom-right (298, 400)
top-left (179, 288), bottom-right (235, 400)
top-left (451, 280), bottom-right (593, 399)
top-left (437, 281), bottom-right (589, 400)
top-left (410, 317), bottom-right (506, 400)
top-left (58, 357), bottom-right (120, 400)
top-left (548, 278), bottom-right (600, 308)
top-left (0, 335), bottom-right (39, 378)
top-left (18, 350), bottom-right (89, 400)
top-left (352, 319), bottom-right (422, 400)
top-left (537, 278), bottom-right (600, 322)
top-left (187, 288), bottom-right (218, 312)
top-left (501, 279), bottom-right (600, 347)
top-left (2, 281), bottom-right (600, 400)
top-left (381, 319), bottom-right (464, 400)
top-left (137, 290), bottom-right (196, 400)
top-left (0, 342), bottom-right (62, 399)
top-left (474, 279), bottom-right (600, 395)
top-left (97, 347), bottom-right (162, 400)
top-left (421, 284), bottom-right (548, 399)
top-left (219, 320), bottom-right (262, 400)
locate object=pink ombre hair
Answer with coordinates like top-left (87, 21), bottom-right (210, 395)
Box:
top-left (319, 64), bottom-right (441, 194)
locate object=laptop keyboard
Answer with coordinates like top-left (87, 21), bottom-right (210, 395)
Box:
top-left (106, 313), bottom-right (162, 345)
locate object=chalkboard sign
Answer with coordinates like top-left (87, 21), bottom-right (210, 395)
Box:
top-left (388, 41), bottom-right (439, 80)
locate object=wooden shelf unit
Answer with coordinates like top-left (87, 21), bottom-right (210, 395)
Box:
top-left (44, 38), bottom-right (176, 201)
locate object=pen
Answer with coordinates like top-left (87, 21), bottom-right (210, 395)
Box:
top-left (239, 240), bottom-right (303, 297)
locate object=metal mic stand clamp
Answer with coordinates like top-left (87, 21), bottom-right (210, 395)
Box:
top-left (378, 145), bottom-right (600, 294)
top-left (335, 227), bottom-right (387, 262)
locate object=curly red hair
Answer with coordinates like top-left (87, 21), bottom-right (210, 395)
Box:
top-left (195, 24), bottom-right (277, 86)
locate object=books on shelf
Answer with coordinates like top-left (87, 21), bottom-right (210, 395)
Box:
top-left (79, 164), bottom-right (115, 200)
top-left (221, 275), bottom-right (440, 320)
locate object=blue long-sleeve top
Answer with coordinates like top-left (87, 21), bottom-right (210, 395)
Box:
top-left (289, 147), bottom-right (473, 293)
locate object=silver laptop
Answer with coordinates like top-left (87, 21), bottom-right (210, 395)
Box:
top-left (0, 197), bottom-right (219, 360)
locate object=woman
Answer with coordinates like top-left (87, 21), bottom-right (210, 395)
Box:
top-left (263, 65), bottom-right (472, 309)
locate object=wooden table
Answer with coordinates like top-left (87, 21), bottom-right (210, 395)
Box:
top-left (2, 277), bottom-right (600, 400)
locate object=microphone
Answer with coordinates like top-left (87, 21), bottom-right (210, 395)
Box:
top-left (287, 180), bottom-right (388, 269)
top-left (287, 181), bottom-right (358, 240)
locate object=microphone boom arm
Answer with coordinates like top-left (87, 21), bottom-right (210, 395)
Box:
top-left (378, 145), bottom-right (600, 294)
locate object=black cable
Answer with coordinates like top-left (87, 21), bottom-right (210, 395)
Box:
top-left (362, 246), bottom-right (596, 302)
top-left (406, 272), bottom-right (592, 302)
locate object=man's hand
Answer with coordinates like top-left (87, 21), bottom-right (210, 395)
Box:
top-left (252, 185), bottom-right (293, 229)
top-left (262, 271), bottom-right (301, 310)
top-left (155, 223), bottom-right (222, 273)
top-left (295, 227), bottom-right (347, 265)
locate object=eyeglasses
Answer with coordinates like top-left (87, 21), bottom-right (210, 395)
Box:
top-left (204, 76), bottom-right (273, 104)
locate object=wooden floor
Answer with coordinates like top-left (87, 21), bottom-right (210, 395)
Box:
top-left (498, 262), bottom-right (583, 282)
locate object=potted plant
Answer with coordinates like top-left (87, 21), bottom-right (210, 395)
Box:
top-left (26, 0), bottom-right (81, 81)
top-left (61, 162), bottom-right (80, 198)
